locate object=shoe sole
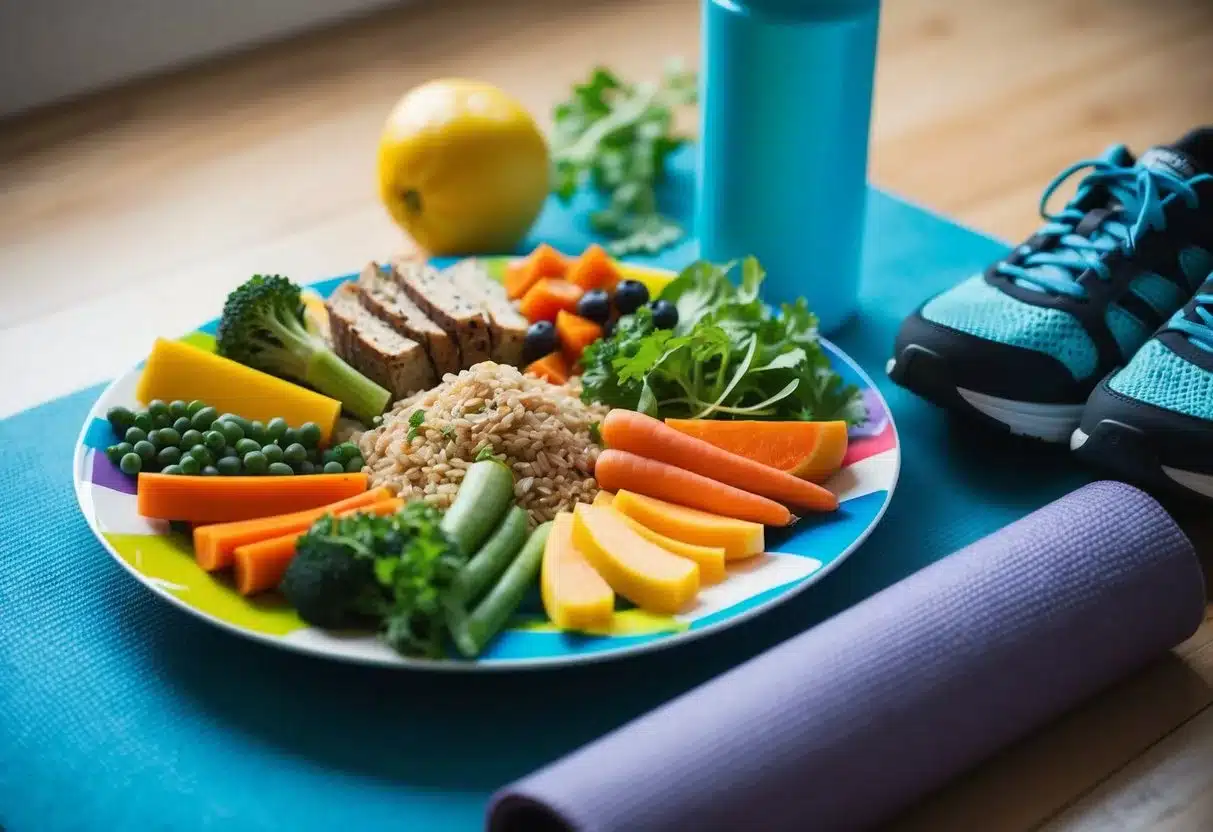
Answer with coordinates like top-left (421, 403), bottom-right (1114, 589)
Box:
top-left (1072, 420), bottom-right (1213, 501)
top-left (887, 344), bottom-right (1083, 443)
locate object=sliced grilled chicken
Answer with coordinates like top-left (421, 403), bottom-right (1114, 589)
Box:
top-left (355, 263), bottom-right (462, 377)
top-left (326, 282), bottom-right (435, 401)
top-left (443, 259), bottom-right (530, 366)
top-left (392, 258), bottom-right (494, 365)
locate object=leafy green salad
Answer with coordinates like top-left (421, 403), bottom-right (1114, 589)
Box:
top-left (580, 258), bottom-right (867, 424)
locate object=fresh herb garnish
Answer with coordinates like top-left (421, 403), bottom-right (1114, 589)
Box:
top-left (551, 61), bottom-right (697, 256)
top-left (580, 257), bottom-right (866, 424)
top-left (588, 421), bottom-right (603, 446)
top-left (406, 410), bottom-right (426, 442)
top-left (440, 425), bottom-right (457, 440)
top-left (474, 445), bottom-right (503, 464)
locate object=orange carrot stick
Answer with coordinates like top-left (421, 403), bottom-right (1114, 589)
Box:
top-left (601, 410), bottom-right (838, 513)
top-left (193, 487), bottom-right (391, 572)
top-left (232, 497), bottom-right (403, 595)
top-left (594, 450), bottom-right (792, 527)
top-left (137, 472), bottom-right (368, 525)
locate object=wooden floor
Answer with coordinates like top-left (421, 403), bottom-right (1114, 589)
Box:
top-left (3, 0), bottom-right (1213, 827)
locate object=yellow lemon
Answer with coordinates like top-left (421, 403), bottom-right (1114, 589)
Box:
top-left (377, 79), bottom-right (550, 255)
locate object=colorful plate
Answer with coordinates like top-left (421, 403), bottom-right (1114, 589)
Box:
top-left (73, 260), bottom-right (900, 670)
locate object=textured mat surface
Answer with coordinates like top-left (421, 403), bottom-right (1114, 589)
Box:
top-left (0, 150), bottom-right (1100, 831)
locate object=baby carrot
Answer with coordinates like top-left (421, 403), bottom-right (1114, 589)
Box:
top-left (232, 497), bottom-right (403, 595)
top-left (138, 472), bottom-right (368, 524)
top-left (601, 410), bottom-right (838, 513)
top-left (594, 450), bottom-right (792, 527)
top-left (193, 487), bottom-right (392, 571)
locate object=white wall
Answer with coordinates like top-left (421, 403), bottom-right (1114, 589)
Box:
top-left (0, 0), bottom-right (408, 118)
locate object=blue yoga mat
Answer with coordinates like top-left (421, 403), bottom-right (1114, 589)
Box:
top-left (0, 149), bottom-right (1090, 831)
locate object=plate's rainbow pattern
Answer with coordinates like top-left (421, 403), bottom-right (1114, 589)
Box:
top-left (74, 261), bottom-right (899, 669)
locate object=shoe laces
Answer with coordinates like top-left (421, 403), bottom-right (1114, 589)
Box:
top-left (1162, 290), bottom-right (1213, 353)
top-left (996, 157), bottom-right (1211, 298)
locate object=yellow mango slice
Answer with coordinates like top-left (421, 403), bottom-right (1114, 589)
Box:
top-left (542, 513), bottom-right (615, 631)
top-left (608, 508), bottom-right (727, 584)
top-left (137, 338), bottom-right (341, 442)
top-left (612, 490), bottom-right (764, 560)
top-left (572, 504), bottom-right (699, 614)
top-left (592, 491), bottom-right (615, 509)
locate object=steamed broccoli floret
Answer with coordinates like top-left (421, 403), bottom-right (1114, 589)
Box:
top-left (217, 275), bottom-right (390, 423)
top-left (279, 503), bottom-right (468, 658)
top-left (279, 514), bottom-right (387, 628)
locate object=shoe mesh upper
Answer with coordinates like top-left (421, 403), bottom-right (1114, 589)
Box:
top-left (1108, 339), bottom-right (1213, 421)
top-left (1105, 306), bottom-right (1150, 358)
top-left (921, 276), bottom-right (1098, 380)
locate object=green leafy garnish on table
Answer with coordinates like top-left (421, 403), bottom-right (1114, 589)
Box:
top-left (551, 62), bottom-right (697, 256)
top-left (580, 257), bottom-right (867, 424)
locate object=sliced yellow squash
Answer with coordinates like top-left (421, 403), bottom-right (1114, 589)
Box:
top-left (571, 504), bottom-right (699, 614)
top-left (541, 513), bottom-right (614, 631)
top-left (612, 490), bottom-right (764, 560)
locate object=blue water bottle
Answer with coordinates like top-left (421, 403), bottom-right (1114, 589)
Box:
top-left (698, 0), bottom-right (881, 334)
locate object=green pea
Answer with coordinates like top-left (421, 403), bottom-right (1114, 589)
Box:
top-left (146, 430), bottom-right (162, 447)
top-left (187, 399), bottom-right (207, 416)
top-left (203, 430), bottom-right (225, 453)
top-left (179, 455), bottom-right (201, 475)
top-left (221, 446), bottom-right (240, 461)
top-left (282, 428), bottom-right (300, 447)
top-left (345, 456), bottom-right (365, 473)
top-left (243, 451), bottom-right (268, 475)
top-left (282, 443), bottom-right (307, 465)
top-left (322, 449), bottom-right (339, 466)
top-left (235, 438), bottom-right (260, 456)
top-left (219, 420), bottom-right (244, 444)
top-left (133, 413), bottom-right (154, 432)
top-left (266, 417), bottom-right (288, 443)
top-left (107, 406), bottom-right (136, 434)
top-left (173, 417), bottom-right (192, 434)
top-left (169, 400), bottom-right (190, 419)
top-left (106, 444), bottom-right (127, 464)
top-left (191, 407), bottom-right (218, 430)
top-left (323, 461), bottom-right (345, 475)
top-left (268, 461), bottom-right (295, 476)
top-left (147, 399), bottom-right (169, 420)
top-left (334, 442), bottom-right (360, 463)
top-left (216, 456), bottom-right (242, 476)
top-left (296, 460), bottom-right (316, 475)
top-left (179, 429), bottom-right (204, 450)
top-left (201, 465), bottom-right (220, 477)
top-left (133, 440), bottom-right (156, 462)
top-left (298, 422), bottom-right (322, 448)
top-left (156, 446), bottom-right (181, 467)
top-left (156, 427), bottom-right (181, 448)
top-left (220, 413), bottom-right (251, 432)
top-left (189, 445), bottom-right (214, 467)
top-left (153, 413), bottom-right (173, 429)
top-left (119, 453), bottom-right (142, 475)
top-left (261, 444), bottom-right (284, 464)
top-left (160, 464), bottom-right (184, 475)
top-left (248, 421), bottom-right (266, 444)
top-left (308, 448), bottom-right (323, 464)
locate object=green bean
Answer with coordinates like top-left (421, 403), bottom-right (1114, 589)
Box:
top-left (451, 505), bottom-right (530, 606)
top-left (440, 459), bottom-right (515, 555)
top-left (449, 522), bottom-right (552, 658)
top-left (267, 462), bottom-right (295, 476)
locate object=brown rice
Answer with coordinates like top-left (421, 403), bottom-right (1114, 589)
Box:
top-left (354, 362), bottom-right (608, 525)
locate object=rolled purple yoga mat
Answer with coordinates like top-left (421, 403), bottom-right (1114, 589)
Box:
top-left (489, 481), bottom-right (1206, 832)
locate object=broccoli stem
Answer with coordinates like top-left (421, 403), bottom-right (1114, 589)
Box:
top-left (449, 521), bottom-right (551, 658)
top-left (306, 347), bottom-right (391, 424)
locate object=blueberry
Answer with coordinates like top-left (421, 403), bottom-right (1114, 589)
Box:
top-left (523, 320), bottom-right (559, 364)
top-left (650, 299), bottom-right (679, 330)
top-left (576, 289), bottom-right (611, 324)
top-left (613, 280), bottom-right (649, 315)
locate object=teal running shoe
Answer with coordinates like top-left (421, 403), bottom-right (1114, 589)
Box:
top-left (1072, 274), bottom-right (1213, 500)
top-left (888, 128), bottom-right (1213, 442)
